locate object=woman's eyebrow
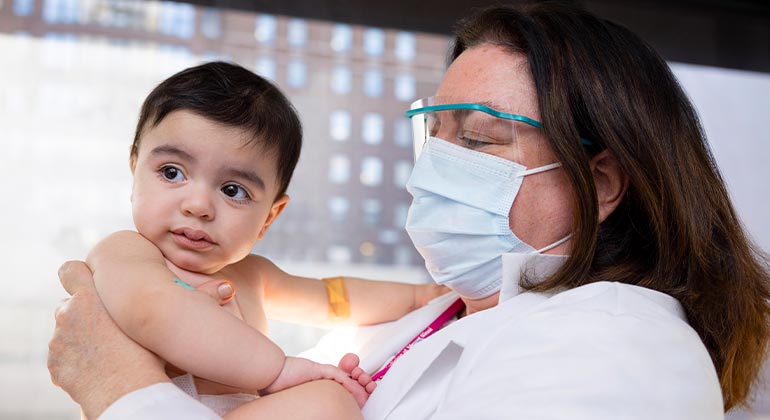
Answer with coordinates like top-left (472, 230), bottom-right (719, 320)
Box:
top-left (149, 145), bottom-right (197, 163)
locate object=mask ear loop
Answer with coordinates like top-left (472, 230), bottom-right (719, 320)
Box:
top-left (536, 233), bottom-right (572, 254)
top-left (519, 162), bottom-right (562, 177)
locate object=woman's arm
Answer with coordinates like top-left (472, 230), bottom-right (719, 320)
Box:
top-left (253, 256), bottom-right (448, 327)
top-left (86, 230), bottom-right (285, 391)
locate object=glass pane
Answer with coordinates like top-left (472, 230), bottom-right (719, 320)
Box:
top-left (287, 18), bottom-right (308, 47)
top-left (328, 155), bottom-right (351, 184)
top-left (360, 157), bottom-right (383, 186)
top-left (254, 56), bottom-right (276, 81)
top-left (329, 110), bottom-right (351, 141)
top-left (394, 32), bottom-right (416, 62)
top-left (286, 59), bottom-right (307, 88)
top-left (394, 73), bottom-right (415, 101)
top-left (393, 160), bottom-right (412, 188)
top-left (362, 113), bottom-right (384, 145)
top-left (330, 65), bottom-right (352, 95)
top-left (363, 69), bottom-right (383, 98)
top-left (254, 14), bottom-right (277, 44)
top-left (330, 23), bottom-right (353, 53)
top-left (328, 196), bottom-right (350, 222)
top-left (363, 27), bottom-right (385, 57)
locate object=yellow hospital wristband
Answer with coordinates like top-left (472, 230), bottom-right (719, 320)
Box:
top-left (322, 276), bottom-right (350, 321)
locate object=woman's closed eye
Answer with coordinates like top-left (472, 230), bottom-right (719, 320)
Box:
top-left (159, 165), bottom-right (186, 183)
top-left (222, 183), bottom-right (251, 202)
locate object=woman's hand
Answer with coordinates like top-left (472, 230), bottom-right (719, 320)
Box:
top-left (48, 261), bottom-right (169, 419)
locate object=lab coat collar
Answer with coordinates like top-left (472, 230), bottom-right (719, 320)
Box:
top-left (499, 252), bottom-right (687, 322)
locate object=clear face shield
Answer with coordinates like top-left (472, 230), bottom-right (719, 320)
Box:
top-left (403, 97), bottom-right (586, 299)
top-left (407, 96), bottom-right (592, 164)
top-left (407, 96), bottom-right (544, 164)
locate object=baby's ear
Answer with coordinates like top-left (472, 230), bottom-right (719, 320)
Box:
top-left (129, 147), bottom-right (137, 174)
top-left (258, 194), bottom-right (289, 240)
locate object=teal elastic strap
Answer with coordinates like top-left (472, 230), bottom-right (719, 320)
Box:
top-left (173, 277), bottom-right (196, 290)
top-left (405, 103), bottom-right (594, 146)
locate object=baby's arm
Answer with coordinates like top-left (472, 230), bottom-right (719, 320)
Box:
top-left (253, 256), bottom-right (448, 327)
top-left (86, 230), bottom-right (285, 392)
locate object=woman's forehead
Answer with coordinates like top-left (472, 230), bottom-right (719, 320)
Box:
top-left (436, 44), bottom-right (539, 118)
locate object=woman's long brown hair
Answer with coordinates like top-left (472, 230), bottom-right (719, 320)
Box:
top-left (452, 2), bottom-right (770, 410)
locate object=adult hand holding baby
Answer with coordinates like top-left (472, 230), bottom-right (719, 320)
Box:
top-left (48, 260), bottom-right (236, 419)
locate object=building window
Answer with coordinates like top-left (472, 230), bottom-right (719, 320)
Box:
top-left (330, 65), bottom-right (352, 95)
top-left (394, 245), bottom-right (414, 266)
top-left (330, 24), bottom-right (353, 53)
top-left (42, 0), bottom-right (78, 24)
top-left (394, 32), bottom-right (416, 62)
top-left (200, 8), bottom-right (221, 39)
top-left (328, 155), bottom-right (351, 184)
top-left (286, 59), bottom-right (307, 88)
top-left (158, 2), bottom-right (195, 39)
top-left (254, 14), bottom-right (277, 44)
top-left (362, 113), bottom-right (384, 145)
top-left (393, 202), bottom-right (409, 228)
top-left (362, 199), bottom-right (383, 226)
top-left (394, 118), bottom-right (412, 148)
top-left (393, 160), bottom-right (412, 188)
top-left (13, 0), bottom-right (34, 16)
top-left (327, 245), bottom-right (352, 263)
top-left (394, 73), bottom-right (416, 101)
top-left (363, 28), bottom-right (385, 57)
top-left (360, 157), bottom-right (383, 187)
top-left (254, 56), bottom-right (276, 81)
top-left (363, 69), bottom-right (383, 98)
top-left (287, 18), bottom-right (308, 48)
top-left (378, 229), bottom-right (400, 245)
top-left (328, 196), bottom-right (350, 223)
top-left (329, 110), bottom-right (351, 141)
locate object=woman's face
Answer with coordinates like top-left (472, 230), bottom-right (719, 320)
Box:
top-left (436, 44), bottom-right (574, 253)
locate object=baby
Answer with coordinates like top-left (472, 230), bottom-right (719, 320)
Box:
top-left (86, 62), bottom-right (445, 419)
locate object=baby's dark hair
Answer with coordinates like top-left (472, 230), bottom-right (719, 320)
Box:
top-left (131, 61), bottom-right (302, 198)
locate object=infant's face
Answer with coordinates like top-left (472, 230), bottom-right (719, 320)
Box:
top-left (130, 110), bottom-right (286, 274)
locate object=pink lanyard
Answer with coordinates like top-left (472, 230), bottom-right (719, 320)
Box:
top-left (371, 298), bottom-right (465, 382)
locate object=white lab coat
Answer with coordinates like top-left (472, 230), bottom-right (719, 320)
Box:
top-left (99, 253), bottom-right (725, 419)
top-left (359, 282), bottom-right (724, 420)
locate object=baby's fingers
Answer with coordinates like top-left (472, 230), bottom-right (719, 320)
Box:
top-left (356, 369), bottom-right (376, 394)
top-left (335, 373), bottom-right (368, 408)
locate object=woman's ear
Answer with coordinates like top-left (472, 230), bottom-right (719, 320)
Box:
top-left (258, 194), bottom-right (290, 240)
top-left (590, 150), bottom-right (628, 223)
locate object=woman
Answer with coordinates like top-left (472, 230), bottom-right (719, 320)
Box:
top-left (49, 3), bottom-right (769, 418)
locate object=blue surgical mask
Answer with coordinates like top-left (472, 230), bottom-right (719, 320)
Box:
top-left (405, 136), bottom-right (564, 299)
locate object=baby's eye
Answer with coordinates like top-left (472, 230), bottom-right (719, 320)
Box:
top-left (160, 166), bottom-right (185, 183)
top-left (222, 184), bottom-right (250, 201)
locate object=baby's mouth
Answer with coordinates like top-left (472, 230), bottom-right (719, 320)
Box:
top-left (171, 228), bottom-right (216, 249)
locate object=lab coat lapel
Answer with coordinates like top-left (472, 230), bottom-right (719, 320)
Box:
top-left (363, 338), bottom-right (465, 420)
top-left (363, 292), bottom-right (548, 420)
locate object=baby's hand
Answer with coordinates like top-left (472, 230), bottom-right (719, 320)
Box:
top-left (339, 353), bottom-right (376, 395)
top-left (261, 356), bottom-right (373, 408)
